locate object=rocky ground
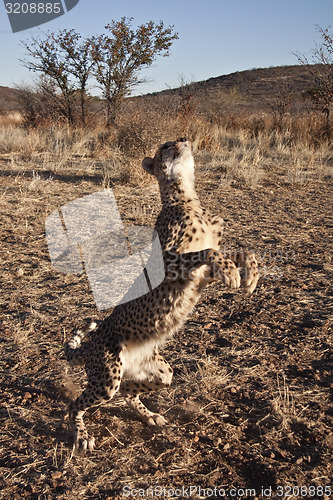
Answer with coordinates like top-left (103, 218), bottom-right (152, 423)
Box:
top-left (0, 151), bottom-right (332, 499)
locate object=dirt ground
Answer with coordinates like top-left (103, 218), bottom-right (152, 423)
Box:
top-left (0, 151), bottom-right (332, 500)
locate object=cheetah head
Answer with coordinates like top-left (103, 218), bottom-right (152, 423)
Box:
top-left (142, 138), bottom-right (195, 189)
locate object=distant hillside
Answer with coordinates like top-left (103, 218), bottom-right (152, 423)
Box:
top-left (144, 64), bottom-right (317, 113)
top-left (0, 86), bottom-right (22, 113)
top-left (162, 65), bottom-right (314, 98)
top-left (0, 65), bottom-right (317, 115)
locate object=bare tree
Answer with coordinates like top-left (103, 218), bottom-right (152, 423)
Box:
top-left (55, 29), bottom-right (94, 125)
top-left (16, 78), bottom-right (60, 127)
top-left (295, 25), bottom-right (333, 136)
top-left (21, 30), bottom-right (95, 125)
top-left (20, 19), bottom-right (178, 128)
top-left (90, 17), bottom-right (178, 127)
top-left (21, 33), bottom-right (78, 124)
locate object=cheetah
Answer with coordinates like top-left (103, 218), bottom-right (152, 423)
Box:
top-left (65, 138), bottom-right (259, 453)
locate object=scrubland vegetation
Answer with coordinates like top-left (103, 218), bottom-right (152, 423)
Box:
top-left (1, 80), bottom-right (333, 184)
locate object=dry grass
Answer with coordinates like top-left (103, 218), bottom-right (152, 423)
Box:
top-left (0, 112), bottom-right (22, 127)
top-left (0, 106), bottom-right (331, 190)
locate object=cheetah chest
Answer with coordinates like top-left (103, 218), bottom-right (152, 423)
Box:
top-left (179, 210), bottom-right (223, 285)
top-left (180, 215), bottom-right (222, 254)
top-left (120, 339), bottom-right (161, 381)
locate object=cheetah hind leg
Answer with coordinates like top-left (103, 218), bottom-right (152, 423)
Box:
top-left (69, 358), bottom-right (124, 453)
top-left (123, 391), bottom-right (168, 426)
top-left (120, 355), bottom-right (173, 426)
top-left (69, 407), bottom-right (95, 454)
top-left (69, 383), bottom-right (121, 454)
top-left (68, 386), bottom-right (99, 454)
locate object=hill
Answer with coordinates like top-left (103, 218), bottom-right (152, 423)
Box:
top-left (0, 86), bottom-right (22, 113)
top-left (144, 64), bottom-right (316, 114)
top-left (0, 64), bottom-right (317, 116)
top-left (161, 64), bottom-right (314, 98)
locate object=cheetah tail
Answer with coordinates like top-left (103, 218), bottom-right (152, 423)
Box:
top-left (64, 321), bottom-right (97, 364)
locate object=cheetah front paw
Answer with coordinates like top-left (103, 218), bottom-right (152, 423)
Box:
top-left (222, 259), bottom-right (241, 289)
top-left (206, 250), bottom-right (241, 289)
top-left (243, 252), bottom-right (260, 294)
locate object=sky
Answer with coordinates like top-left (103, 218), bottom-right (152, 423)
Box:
top-left (0, 0), bottom-right (332, 95)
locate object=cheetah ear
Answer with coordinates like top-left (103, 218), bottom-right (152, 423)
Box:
top-left (142, 157), bottom-right (154, 175)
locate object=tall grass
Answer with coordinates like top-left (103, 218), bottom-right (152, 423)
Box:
top-left (0, 100), bottom-right (331, 188)
top-left (0, 112), bottom-right (22, 127)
